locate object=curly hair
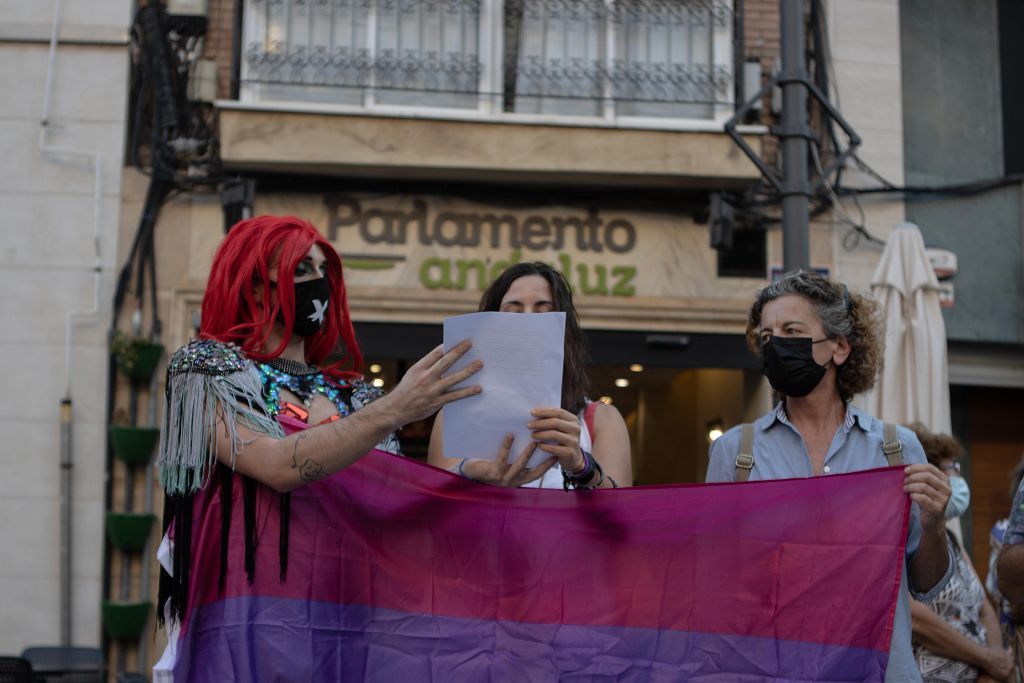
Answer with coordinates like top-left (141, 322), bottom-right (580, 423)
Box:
top-left (745, 270), bottom-right (884, 401)
top-left (479, 262), bottom-right (590, 414)
top-left (905, 422), bottom-right (965, 467)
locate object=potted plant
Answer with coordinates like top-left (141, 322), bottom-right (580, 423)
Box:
top-left (109, 410), bottom-right (160, 466)
top-left (101, 600), bottom-right (152, 640)
top-left (110, 330), bottom-right (164, 382)
top-left (105, 511), bottom-right (156, 552)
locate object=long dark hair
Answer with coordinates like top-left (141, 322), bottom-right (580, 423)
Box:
top-left (479, 262), bottom-right (590, 413)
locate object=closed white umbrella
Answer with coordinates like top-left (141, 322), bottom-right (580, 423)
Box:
top-left (863, 222), bottom-right (951, 435)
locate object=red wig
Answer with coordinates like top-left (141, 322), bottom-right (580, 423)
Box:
top-left (199, 215), bottom-right (363, 379)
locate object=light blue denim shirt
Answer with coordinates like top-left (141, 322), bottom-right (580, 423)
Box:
top-left (706, 403), bottom-right (954, 683)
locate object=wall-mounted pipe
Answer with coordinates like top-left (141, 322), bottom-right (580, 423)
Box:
top-left (41, 0), bottom-right (106, 647)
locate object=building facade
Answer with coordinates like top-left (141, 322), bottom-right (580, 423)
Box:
top-left (898, 0), bottom-right (1024, 581)
top-left (4, 0), bottom-right (1023, 677)
top-left (0, 0), bottom-right (131, 659)
top-left (124, 0), bottom-right (789, 491)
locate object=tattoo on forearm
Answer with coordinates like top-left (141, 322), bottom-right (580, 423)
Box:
top-left (291, 433), bottom-right (326, 482)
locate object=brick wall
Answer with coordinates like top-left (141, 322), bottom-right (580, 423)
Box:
top-left (743, 0), bottom-right (781, 163)
top-left (745, 0), bottom-right (781, 76)
top-left (204, 0), bottom-right (237, 99)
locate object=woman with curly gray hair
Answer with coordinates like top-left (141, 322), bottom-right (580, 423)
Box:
top-left (706, 269), bottom-right (954, 682)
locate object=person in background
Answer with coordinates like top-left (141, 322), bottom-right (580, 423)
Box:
top-left (988, 457), bottom-right (1024, 638)
top-left (429, 262), bottom-right (632, 490)
top-left (906, 423), bottom-right (1012, 682)
top-left (992, 455), bottom-right (1024, 682)
top-left (705, 269), bottom-right (952, 683)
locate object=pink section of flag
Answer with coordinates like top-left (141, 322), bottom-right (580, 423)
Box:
top-left (180, 448), bottom-right (909, 664)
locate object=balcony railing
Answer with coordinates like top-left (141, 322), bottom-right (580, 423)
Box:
top-left (240, 0), bottom-right (735, 124)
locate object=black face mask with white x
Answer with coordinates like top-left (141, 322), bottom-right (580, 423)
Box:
top-left (290, 277), bottom-right (331, 337)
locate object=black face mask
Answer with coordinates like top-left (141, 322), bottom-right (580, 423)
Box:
top-left (761, 336), bottom-right (831, 397)
top-left (290, 277), bottom-right (331, 338)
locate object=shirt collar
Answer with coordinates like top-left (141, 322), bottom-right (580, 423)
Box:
top-left (761, 401), bottom-right (873, 432)
top-left (846, 403), bottom-right (874, 432)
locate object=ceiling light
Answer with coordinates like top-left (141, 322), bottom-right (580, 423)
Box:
top-left (614, 378), bottom-right (629, 388)
top-left (372, 378), bottom-right (385, 388)
top-left (598, 396), bottom-right (613, 405)
top-left (369, 363), bottom-right (382, 374)
top-left (629, 363), bottom-right (644, 372)
top-left (707, 419), bottom-right (724, 442)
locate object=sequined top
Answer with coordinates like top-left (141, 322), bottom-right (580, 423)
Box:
top-left (167, 338), bottom-right (249, 376)
top-left (256, 362), bottom-right (385, 421)
top-left (166, 338), bottom-right (401, 455)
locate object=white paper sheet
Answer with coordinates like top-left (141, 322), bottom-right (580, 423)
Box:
top-left (442, 311), bottom-right (565, 468)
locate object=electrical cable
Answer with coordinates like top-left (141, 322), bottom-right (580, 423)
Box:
top-left (841, 153), bottom-right (1023, 198)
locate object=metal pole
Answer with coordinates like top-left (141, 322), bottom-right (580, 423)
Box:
top-left (780, 0), bottom-right (810, 272)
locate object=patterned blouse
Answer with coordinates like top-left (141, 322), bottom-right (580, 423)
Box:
top-left (913, 531), bottom-right (988, 682)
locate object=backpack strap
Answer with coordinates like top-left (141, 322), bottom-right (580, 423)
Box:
top-left (734, 423), bottom-right (755, 482)
top-left (882, 422), bottom-right (903, 466)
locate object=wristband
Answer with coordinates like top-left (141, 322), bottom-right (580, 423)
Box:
top-left (566, 449), bottom-right (593, 478)
top-left (449, 458), bottom-right (471, 479)
top-left (563, 450), bottom-right (601, 491)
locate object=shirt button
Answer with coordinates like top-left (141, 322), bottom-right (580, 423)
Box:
top-left (823, 465), bottom-right (831, 474)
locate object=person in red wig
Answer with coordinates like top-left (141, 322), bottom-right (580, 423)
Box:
top-left (153, 215), bottom-right (479, 676)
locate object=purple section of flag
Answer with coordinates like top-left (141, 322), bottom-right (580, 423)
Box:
top-left (177, 596), bottom-right (888, 682)
top-left (173, 451), bottom-right (909, 680)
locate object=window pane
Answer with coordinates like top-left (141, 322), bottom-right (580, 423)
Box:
top-left (505, 0), bottom-right (731, 120)
top-left (375, 0), bottom-right (482, 107)
top-left (612, 0), bottom-right (729, 118)
top-left (241, 0), bottom-right (482, 109)
top-left (506, 0), bottom-right (607, 116)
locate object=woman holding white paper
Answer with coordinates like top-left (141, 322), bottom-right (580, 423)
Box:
top-left (428, 262), bottom-right (632, 489)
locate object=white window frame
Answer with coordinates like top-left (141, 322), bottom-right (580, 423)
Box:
top-left (239, 0), bottom-right (735, 132)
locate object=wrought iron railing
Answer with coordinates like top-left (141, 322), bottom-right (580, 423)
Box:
top-left (240, 0), bottom-right (734, 120)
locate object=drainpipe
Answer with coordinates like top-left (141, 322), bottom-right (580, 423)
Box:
top-left (41, 0), bottom-right (106, 647)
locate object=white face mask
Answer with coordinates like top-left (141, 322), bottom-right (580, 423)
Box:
top-left (945, 475), bottom-right (971, 519)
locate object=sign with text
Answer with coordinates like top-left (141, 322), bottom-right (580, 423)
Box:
top-left (253, 192), bottom-right (762, 328)
top-left (323, 195), bottom-right (639, 297)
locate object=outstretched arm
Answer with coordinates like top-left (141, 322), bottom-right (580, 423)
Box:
top-left (223, 342), bottom-right (481, 492)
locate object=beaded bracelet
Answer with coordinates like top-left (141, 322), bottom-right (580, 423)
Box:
top-left (565, 449), bottom-right (594, 480)
top-left (563, 450), bottom-right (601, 491)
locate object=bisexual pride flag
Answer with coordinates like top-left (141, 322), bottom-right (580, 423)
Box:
top-left (172, 451), bottom-right (909, 681)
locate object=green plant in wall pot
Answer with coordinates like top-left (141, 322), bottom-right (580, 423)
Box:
top-left (101, 600), bottom-right (152, 640)
top-left (110, 330), bottom-right (164, 382)
top-left (109, 409), bottom-right (160, 466)
top-left (105, 512), bottom-right (156, 552)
